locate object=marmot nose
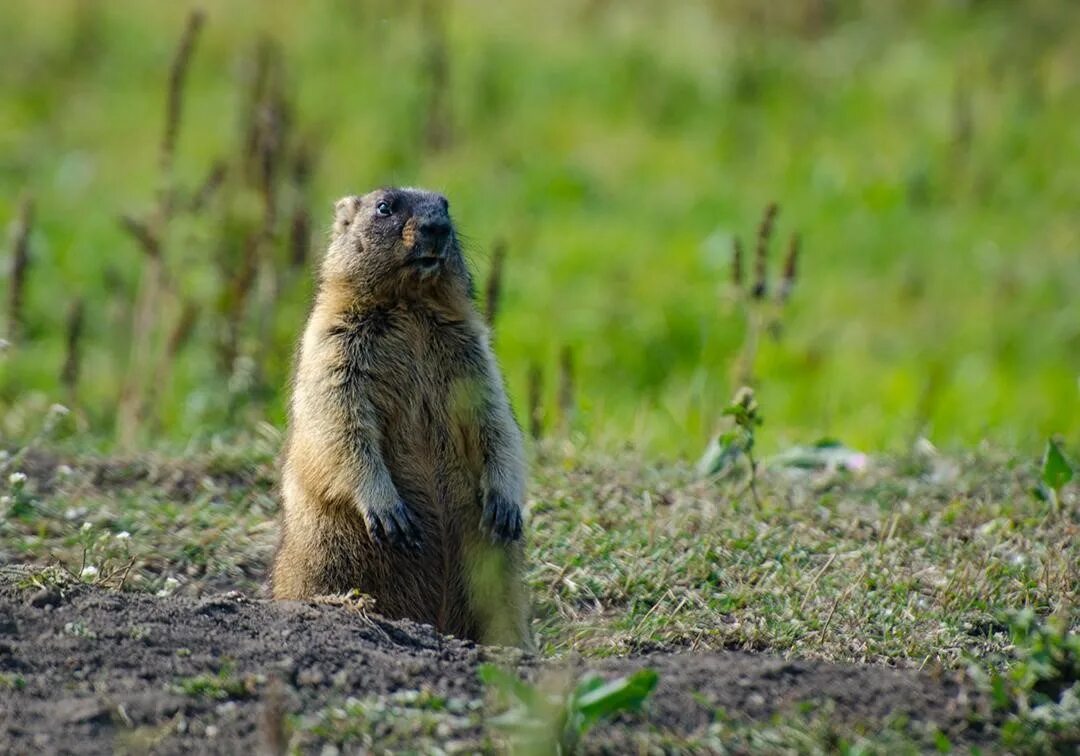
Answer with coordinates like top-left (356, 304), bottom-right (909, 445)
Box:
top-left (417, 216), bottom-right (452, 248)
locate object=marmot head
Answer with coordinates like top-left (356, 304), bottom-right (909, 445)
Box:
top-left (322, 187), bottom-right (473, 302)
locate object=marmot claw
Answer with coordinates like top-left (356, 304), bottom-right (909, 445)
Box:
top-left (481, 490), bottom-right (523, 543)
top-left (365, 499), bottom-right (423, 550)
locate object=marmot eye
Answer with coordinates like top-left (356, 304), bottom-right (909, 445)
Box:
top-left (375, 200), bottom-right (393, 217)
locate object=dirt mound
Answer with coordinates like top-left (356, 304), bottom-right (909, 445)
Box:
top-left (0, 568), bottom-right (988, 754)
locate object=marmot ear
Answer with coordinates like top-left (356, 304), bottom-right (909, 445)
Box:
top-left (332, 196), bottom-right (362, 236)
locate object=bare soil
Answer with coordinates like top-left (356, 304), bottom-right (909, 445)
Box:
top-left (0, 569), bottom-right (989, 754)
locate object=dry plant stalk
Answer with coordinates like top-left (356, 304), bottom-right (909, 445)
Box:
top-left (527, 363), bottom-right (544, 441)
top-left (287, 144), bottom-right (314, 270)
top-left (5, 195), bottom-right (34, 342)
top-left (115, 15), bottom-right (315, 439)
top-left (730, 236), bottom-right (744, 290)
top-left (145, 300), bottom-right (199, 432)
top-left (778, 233), bottom-right (800, 304)
top-left (242, 40), bottom-right (279, 185)
top-left (116, 213), bottom-right (169, 444)
top-left (117, 9), bottom-right (205, 446)
top-left (751, 201), bottom-right (777, 300)
top-left (165, 301), bottom-right (199, 360)
top-left (485, 239), bottom-right (506, 327)
top-left (56, 553), bottom-right (137, 592)
top-left (729, 201), bottom-right (803, 387)
top-left (234, 38), bottom-right (295, 398)
top-left (160, 10), bottom-right (205, 194)
top-left (218, 236), bottom-right (261, 373)
top-left (117, 215), bottom-right (161, 259)
top-left (289, 205), bottom-right (312, 270)
top-left (60, 298), bottom-right (85, 402)
top-left (242, 38), bottom-right (290, 223)
top-left (421, 0), bottom-right (452, 152)
top-left (188, 161), bottom-right (227, 213)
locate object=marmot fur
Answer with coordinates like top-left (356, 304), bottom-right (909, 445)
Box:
top-left (271, 187), bottom-right (529, 647)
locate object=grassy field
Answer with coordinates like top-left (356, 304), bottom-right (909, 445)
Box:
top-left (5, 442), bottom-right (1076, 666)
top-left (2, 2), bottom-right (1079, 752)
top-left (1, 444), bottom-right (1077, 751)
top-left (1, 0), bottom-right (1078, 456)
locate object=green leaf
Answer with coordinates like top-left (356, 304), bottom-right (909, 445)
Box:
top-left (1041, 438), bottom-right (1074, 492)
top-left (721, 405), bottom-right (750, 424)
top-left (697, 432), bottom-right (745, 477)
top-left (572, 668), bottom-right (659, 730)
top-left (487, 708), bottom-right (544, 731)
top-left (573, 673), bottom-right (606, 698)
top-left (989, 674), bottom-right (1010, 711)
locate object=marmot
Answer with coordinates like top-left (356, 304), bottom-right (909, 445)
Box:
top-left (271, 187), bottom-right (530, 647)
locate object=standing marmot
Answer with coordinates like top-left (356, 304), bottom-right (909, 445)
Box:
top-left (271, 187), bottom-right (529, 647)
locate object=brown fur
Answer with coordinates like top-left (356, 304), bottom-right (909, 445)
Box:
top-left (271, 187), bottom-right (530, 647)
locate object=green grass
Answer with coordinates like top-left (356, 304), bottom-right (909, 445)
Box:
top-left (530, 445), bottom-right (1078, 665)
top-left (2, 5), bottom-right (1078, 748)
top-left (3, 444), bottom-right (1075, 670)
top-left (3, 444), bottom-right (1075, 750)
top-left (175, 665), bottom-right (257, 701)
top-left (642, 704), bottom-right (956, 755)
top-left (0, 674), bottom-right (27, 691)
top-left (297, 689), bottom-right (486, 753)
top-left (1, 1), bottom-right (1079, 456)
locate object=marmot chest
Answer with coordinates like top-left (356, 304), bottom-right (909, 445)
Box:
top-left (338, 306), bottom-right (486, 451)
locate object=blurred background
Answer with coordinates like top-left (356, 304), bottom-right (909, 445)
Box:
top-left (1, 0), bottom-right (1077, 457)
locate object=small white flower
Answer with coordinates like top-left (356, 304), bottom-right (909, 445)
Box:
top-left (8, 472), bottom-right (27, 485)
top-left (81, 565), bottom-right (99, 578)
top-left (156, 577), bottom-right (181, 597)
top-left (65, 507), bottom-right (88, 520)
top-left (56, 464), bottom-right (74, 478)
top-left (115, 531), bottom-right (131, 540)
top-left (48, 404), bottom-right (70, 417)
top-left (81, 521), bottom-right (93, 532)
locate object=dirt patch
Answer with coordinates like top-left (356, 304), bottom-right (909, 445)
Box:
top-left (0, 568), bottom-right (989, 754)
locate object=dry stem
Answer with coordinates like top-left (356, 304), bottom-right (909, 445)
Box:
top-left (5, 195), bottom-right (34, 342)
top-left (485, 239), bottom-right (506, 328)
